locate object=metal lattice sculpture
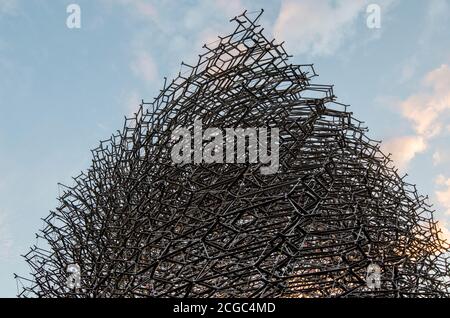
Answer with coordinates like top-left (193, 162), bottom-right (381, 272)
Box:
top-left (17, 10), bottom-right (450, 298)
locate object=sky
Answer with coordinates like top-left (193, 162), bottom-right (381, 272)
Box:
top-left (0, 0), bottom-right (450, 297)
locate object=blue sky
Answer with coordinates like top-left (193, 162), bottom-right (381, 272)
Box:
top-left (0, 0), bottom-right (450, 297)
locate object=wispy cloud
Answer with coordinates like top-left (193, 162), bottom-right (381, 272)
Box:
top-left (105, 0), bottom-right (251, 93)
top-left (381, 135), bottom-right (427, 171)
top-left (400, 64), bottom-right (450, 137)
top-left (273, 0), bottom-right (365, 56)
top-left (397, 1), bottom-right (450, 84)
top-left (273, 0), bottom-right (395, 56)
top-left (384, 63), bottom-right (450, 169)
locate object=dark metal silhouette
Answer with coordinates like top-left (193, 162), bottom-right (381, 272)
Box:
top-left (16, 10), bottom-right (450, 298)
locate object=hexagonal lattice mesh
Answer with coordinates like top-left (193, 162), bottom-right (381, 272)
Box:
top-left (17, 10), bottom-right (450, 298)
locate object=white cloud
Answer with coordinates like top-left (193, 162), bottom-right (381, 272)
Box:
top-left (381, 135), bottom-right (427, 171)
top-left (386, 64), bottom-right (450, 169)
top-left (273, 0), bottom-right (396, 56)
top-left (273, 0), bottom-right (365, 56)
top-left (400, 64), bottom-right (450, 137)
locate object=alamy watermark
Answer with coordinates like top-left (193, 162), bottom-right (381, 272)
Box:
top-left (66, 4), bottom-right (81, 29)
top-left (366, 4), bottom-right (381, 29)
top-left (171, 119), bottom-right (280, 175)
top-left (366, 263), bottom-right (381, 290)
top-left (66, 263), bottom-right (81, 290)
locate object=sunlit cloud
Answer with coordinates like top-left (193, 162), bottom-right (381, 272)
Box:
top-left (385, 64), bottom-right (450, 169)
top-left (400, 64), bottom-right (450, 137)
top-left (381, 135), bottom-right (427, 171)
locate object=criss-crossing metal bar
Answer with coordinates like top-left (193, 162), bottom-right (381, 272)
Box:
top-left (16, 10), bottom-right (450, 298)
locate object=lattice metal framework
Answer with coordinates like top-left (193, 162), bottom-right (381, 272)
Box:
top-left (16, 10), bottom-right (450, 298)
